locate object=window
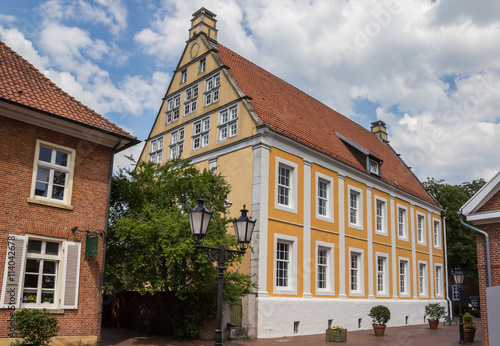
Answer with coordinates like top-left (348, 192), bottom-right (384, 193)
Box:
top-left (376, 254), bottom-right (389, 296)
top-left (349, 249), bottom-right (364, 296)
top-left (399, 259), bottom-right (409, 296)
top-left (316, 242), bottom-right (334, 295)
top-left (218, 105), bottom-right (238, 141)
top-left (433, 220), bottom-right (441, 248)
top-left (274, 234), bottom-right (297, 295)
top-left (435, 264), bottom-right (443, 297)
top-left (29, 140), bottom-right (75, 207)
top-left (369, 160), bottom-right (380, 175)
top-left (275, 158), bottom-right (298, 213)
top-left (374, 197), bottom-right (387, 235)
top-left (183, 84), bottom-right (199, 116)
top-left (169, 128), bottom-right (185, 159)
top-left (180, 69), bottom-right (187, 84)
top-left (278, 166), bottom-right (290, 206)
top-left (417, 214), bottom-right (426, 245)
top-left (316, 173), bottom-right (334, 221)
top-left (398, 206), bottom-right (408, 240)
top-left (192, 117), bottom-right (210, 150)
top-left (348, 186), bottom-right (363, 229)
top-left (199, 58), bottom-right (206, 73)
top-left (419, 262), bottom-right (428, 296)
top-left (0, 235), bottom-right (81, 309)
top-left (165, 94), bottom-right (181, 124)
top-left (204, 73), bottom-right (220, 106)
top-left (452, 284), bottom-right (461, 301)
top-left (149, 136), bottom-right (164, 164)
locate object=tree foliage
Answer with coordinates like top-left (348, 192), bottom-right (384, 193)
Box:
top-left (422, 178), bottom-right (486, 282)
top-left (106, 158), bottom-right (256, 338)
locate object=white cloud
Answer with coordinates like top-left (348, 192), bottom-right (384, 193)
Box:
top-left (0, 27), bottom-right (50, 71)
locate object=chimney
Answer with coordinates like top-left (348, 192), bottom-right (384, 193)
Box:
top-left (371, 120), bottom-right (389, 143)
top-left (189, 8), bottom-right (218, 42)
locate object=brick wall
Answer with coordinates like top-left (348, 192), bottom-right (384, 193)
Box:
top-left (0, 116), bottom-right (112, 338)
top-left (475, 221), bottom-right (500, 346)
top-left (477, 192), bottom-right (500, 213)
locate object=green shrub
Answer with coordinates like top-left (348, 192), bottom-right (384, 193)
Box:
top-left (14, 309), bottom-right (59, 345)
top-left (368, 305), bottom-right (391, 325)
top-left (425, 303), bottom-right (447, 321)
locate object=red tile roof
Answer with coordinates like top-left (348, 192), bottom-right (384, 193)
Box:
top-left (0, 40), bottom-right (135, 139)
top-left (217, 44), bottom-right (437, 206)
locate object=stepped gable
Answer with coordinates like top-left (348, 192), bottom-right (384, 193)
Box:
top-left (216, 43), bottom-right (436, 206)
top-left (0, 40), bottom-right (134, 139)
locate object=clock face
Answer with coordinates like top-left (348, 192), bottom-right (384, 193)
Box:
top-left (190, 41), bottom-right (200, 59)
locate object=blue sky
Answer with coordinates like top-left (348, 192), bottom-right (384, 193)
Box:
top-left (2, 0), bottom-right (500, 184)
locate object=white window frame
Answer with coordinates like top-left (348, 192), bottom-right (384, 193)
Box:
top-left (199, 58), bottom-right (206, 74)
top-left (375, 252), bottom-right (389, 297)
top-left (451, 284), bottom-right (461, 301)
top-left (398, 257), bottom-right (411, 297)
top-left (348, 185), bottom-right (363, 230)
top-left (349, 248), bottom-right (364, 297)
top-left (435, 264), bottom-right (444, 298)
top-left (217, 105), bottom-right (238, 142)
top-left (180, 69), bottom-right (187, 84)
top-left (29, 140), bottom-right (76, 208)
top-left (191, 116), bottom-right (210, 151)
top-left (315, 241), bottom-right (335, 295)
top-left (315, 172), bottom-right (334, 223)
top-left (433, 218), bottom-right (442, 249)
top-left (418, 261), bottom-right (428, 298)
top-left (274, 157), bottom-right (298, 214)
top-left (165, 94), bottom-right (181, 124)
top-left (204, 73), bottom-right (220, 107)
top-left (416, 212), bottom-right (426, 245)
top-left (169, 127), bottom-right (185, 159)
top-left (397, 205), bottom-right (409, 241)
top-left (183, 84), bottom-right (199, 116)
top-left (369, 159), bottom-right (380, 175)
top-left (374, 196), bottom-right (388, 236)
top-left (149, 136), bottom-right (164, 164)
top-left (273, 234), bottom-right (297, 295)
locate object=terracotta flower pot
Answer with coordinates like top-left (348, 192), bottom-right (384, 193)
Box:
top-left (464, 328), bottom-right (476, 342)
top-left (428, 319), bottom-right (439, 329)
top-left (373, 324), bottom-right (386, 336)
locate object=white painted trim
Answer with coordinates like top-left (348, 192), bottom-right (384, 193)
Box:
top-left (348, 247), bottom-right (365, 297)
top-left (373, 195), bottom-right (389, 236)
top-left (366, 186), bottom-right (374, 299)
top-left (416, 212), bottom-right (427, 245)
top-left (432, 217), bottom-right (442, 250)
top-left (398, 256), bottom-right (411, 298)
top-left (410, 204), bottom-right (418, 300)
top-left (315, 241), bottom-right (335, 296)
top-left (461, 170), bottom-right (500, 215)
top-left (428, 212), bottom-right (435, 299)
top-left (347, 185), bottom-right (364, 230)
top-left (338, 175), bottom-right (347, 299)
top-left (396, 204), bottom-right (409, 241)
top-left (315, 172), bottom-right (334, 223)
top-left (465, 210), bottom-right (500, 224)
top-left (274, 157), bottom-right (298, 214)
top-left (375, 252), bottom-right (390, 298)
top-left (434, 263), bottom-right (444, 298)
top-left (418, 260), bottom-right (429, 298)
top-left (390, 197), bottom-right (398, 299)
top-left (273, 234), bottom-right (298, 296)
top-left (303, 160), bottom-right (312, 298)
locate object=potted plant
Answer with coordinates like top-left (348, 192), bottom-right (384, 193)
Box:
top-left (463, 312), bottom-right (476, 342)
top-left (325, 326), bottom-right (347, 342)
top-left (424, 303), bottom-right (446, 329)
top-left (368, 305), bottom-right (391, 336)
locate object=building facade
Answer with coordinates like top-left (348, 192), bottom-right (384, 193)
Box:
top-left (139, 8), bottom-right (448, 338)
top-left (0, 41), bottom-right (138, 344)
top-left (461, 171), bottom-right (500, 346)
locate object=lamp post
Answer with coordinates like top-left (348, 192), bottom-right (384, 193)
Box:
top-left (189, 198), bottom-right (256, 346)
top-left (453, 267), bottom-right (465, 345)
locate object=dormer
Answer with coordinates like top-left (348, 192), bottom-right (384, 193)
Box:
top-left (336, 132), bottom-right (383, 177)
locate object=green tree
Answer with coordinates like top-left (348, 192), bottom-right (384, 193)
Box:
top-left (106, 158), bottom-right (255, 339)
top-left (422, 178), bottom-right (486, 282)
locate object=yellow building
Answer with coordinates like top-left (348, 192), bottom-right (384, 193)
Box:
top-left (139, 8), bottom-right (448, 338)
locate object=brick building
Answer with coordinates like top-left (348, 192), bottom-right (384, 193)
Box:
top-left (461, 171), bottom-right (500, 346)
top-left (0, 40), bottom-right (138, 344)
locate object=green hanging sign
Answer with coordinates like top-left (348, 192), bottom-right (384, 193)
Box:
top-left (85, 233), bottom-right (99, 256)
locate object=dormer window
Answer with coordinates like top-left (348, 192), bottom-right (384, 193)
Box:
top-left (180, 69), bottom-right (187, 84)
top-left (369, 159), bottom-right (380, 175)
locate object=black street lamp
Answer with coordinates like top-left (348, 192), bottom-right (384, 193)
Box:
top-left (189, 198), bottom-right (256, 346)
top-left (453, 267), bottom-right (465, 345)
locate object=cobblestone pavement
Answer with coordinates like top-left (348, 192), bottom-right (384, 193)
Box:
top-left (101, 320), bottom-right (482, 345)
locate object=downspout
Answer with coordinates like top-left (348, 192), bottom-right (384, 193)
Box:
top-left (97, 138), bottom-right (121, 345)
top-left (442, 213), bottom-right (452, 315)
top-left (458, 212), bottom-right (492, 287)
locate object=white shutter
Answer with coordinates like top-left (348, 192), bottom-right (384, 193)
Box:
top-left (61, 242), bottom-right (81, 309)
top-left (0, 235), bottom-right (27, 308)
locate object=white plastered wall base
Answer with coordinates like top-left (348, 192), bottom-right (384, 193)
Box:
top-left (256, 297), bottom-right (447, 339)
